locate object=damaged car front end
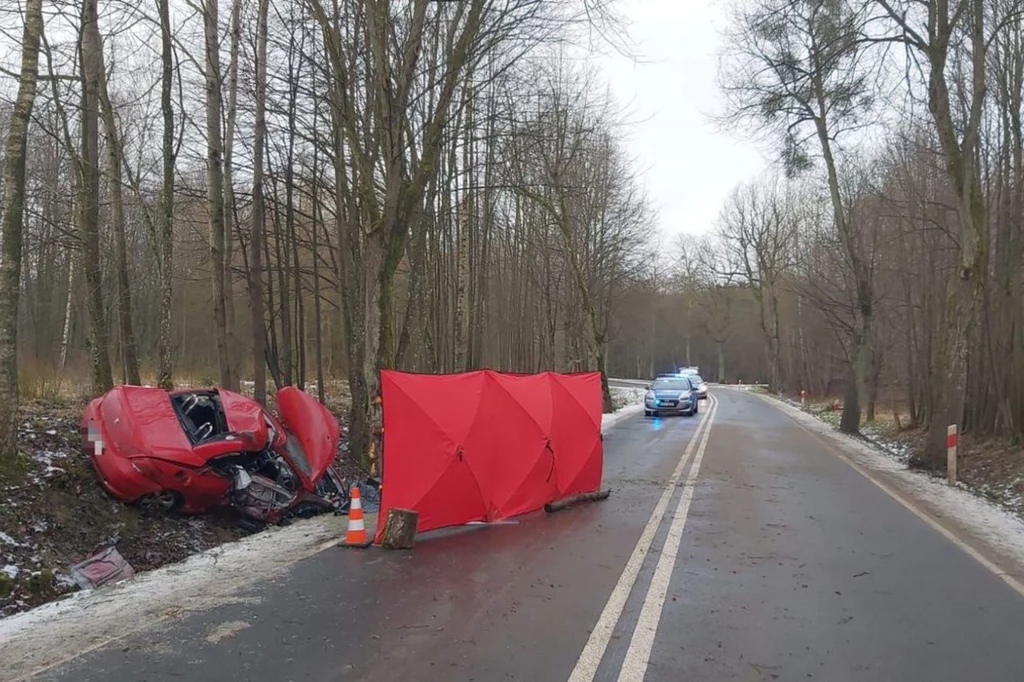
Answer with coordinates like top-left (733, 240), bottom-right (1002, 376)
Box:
top-left (81, 385), bottom-right (347, 525)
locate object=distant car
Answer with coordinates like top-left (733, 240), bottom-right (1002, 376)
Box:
top-left (80, 385), bottom-right (346, 524)
top-left (688, 374), bottom-right (708, 400)
top-left (644, 377), bottom-right (698, 417)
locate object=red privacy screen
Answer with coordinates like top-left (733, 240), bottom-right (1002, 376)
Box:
top-left (374, 370), bottom-right (603, 541)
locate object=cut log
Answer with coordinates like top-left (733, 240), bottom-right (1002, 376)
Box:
top-left (545, 489), bottom-right (611, 513)
top-left (381, 508), bottom-right (418, 549)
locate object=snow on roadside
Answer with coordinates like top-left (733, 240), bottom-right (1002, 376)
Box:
top-left (757, 391), bottom-right (1024, 576)
top-left (0, 513), bottom-right (357, 681)
top-left (603, 386), bottom-right (645, 433)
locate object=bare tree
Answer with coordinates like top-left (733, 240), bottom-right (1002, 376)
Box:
top-left (866, 0), bottom-right (1018, 464)
top-left (0, 0), bottom-right (44, 461)
top-left (717, 175), bottom-right (796, 391)
top-left (96, 41), bottom-right (141, 385)
top-left (204, 0), bottom-right (233, 390)
top-left (720, 0), bottom-right (877, 433)
top-left (156, 0), bottom-right (176, 389)
top-left (80, 0), bottom-right (114, 393)
top-left (249, 0), bottom-right (270, 404)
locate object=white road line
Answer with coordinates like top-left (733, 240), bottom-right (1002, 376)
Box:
top-left (567, 396), bottom-right (716, 682)
top-left (616, 398), bottom-right (718, 682)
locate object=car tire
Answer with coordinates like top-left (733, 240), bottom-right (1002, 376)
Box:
top-left (644, 410), bottom-right (652, 417)
top-left (136, 490), bottom-right (183, 515)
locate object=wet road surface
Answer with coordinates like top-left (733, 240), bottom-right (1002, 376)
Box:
top-left (39, 389), bottom-right (1024, 681)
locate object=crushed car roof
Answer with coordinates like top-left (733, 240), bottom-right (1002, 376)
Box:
top-left (94, 386), bottom-right (267, 467)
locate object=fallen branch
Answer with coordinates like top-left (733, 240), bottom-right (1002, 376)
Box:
top-left (544, 489), bottom-right (611, 513)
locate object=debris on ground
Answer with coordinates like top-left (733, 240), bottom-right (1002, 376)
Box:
top-left (69, 545), bottom-right (134, 590)
top-left (349, 478), bottom-right (381, 513)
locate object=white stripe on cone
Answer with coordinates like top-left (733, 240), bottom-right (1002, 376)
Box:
top-left (348, 518), bottom-right (365, 531)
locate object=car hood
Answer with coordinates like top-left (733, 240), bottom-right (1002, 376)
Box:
top-left (653, 389), bottom-right (689, 399)
top-left (275, 387), bottom-right (341, 485)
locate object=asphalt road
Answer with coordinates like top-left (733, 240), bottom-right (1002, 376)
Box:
top-left (38, 388), bottom-right (1024, 681)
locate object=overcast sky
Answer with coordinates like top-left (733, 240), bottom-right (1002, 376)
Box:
top-left (595, 0), bottom-right (770, 240)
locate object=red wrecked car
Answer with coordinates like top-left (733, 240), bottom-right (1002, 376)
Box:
top-left (80, 385), bottom-right (346, 524)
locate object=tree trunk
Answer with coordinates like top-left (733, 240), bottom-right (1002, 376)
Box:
top-left (866, 345), bottom-right (881, 423)
top-left (80, 0), bottom-right (114, 394)
top-left (204, 0), bottom-right (232, 390)
top-left (223, 0), bottom-right (242, 387)
top-left (455, 196), bottom-right (470, 371)
top-left (156, 0), bottom-right (175, 390)
top-left (0, 0), bottom-right (43, 459)
top-left (96, 49), bottom-right (140, 386)
top-left (249, 0), bottom-right (269, 403)
top-left (717, 340), bottom-right (725, 383)
top-left (922, 277), bottom-right (977, 467)
top-left (59, 254), bottom-right (76, 372)
top-left (312, 196), bottom-right (326, 403)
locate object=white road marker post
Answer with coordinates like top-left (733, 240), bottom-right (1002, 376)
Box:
top-left (800, 389), bottom-right (806, 409)
top-left (946, 423), bottom-right (958, 486)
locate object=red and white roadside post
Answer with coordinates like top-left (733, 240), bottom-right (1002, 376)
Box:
top-left (946, 424), bottom-right (959, 486)
top-left (800, 390), bottom-right (806, 408)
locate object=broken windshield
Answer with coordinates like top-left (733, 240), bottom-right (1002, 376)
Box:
top-left (282, 433), bottom-right (313, 478)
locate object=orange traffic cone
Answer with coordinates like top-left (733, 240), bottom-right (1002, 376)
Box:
top-left (342, 486), bottom-right (371, 548)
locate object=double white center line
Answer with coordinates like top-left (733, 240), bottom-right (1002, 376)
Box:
top-left (569, 396), bottom-right (719, 682)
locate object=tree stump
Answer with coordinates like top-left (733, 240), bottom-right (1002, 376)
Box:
top-left (381, 508), bottom-right (418, 549)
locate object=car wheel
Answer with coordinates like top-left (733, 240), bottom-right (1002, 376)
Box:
top-left (644, 410), bottom-right (652, 417)
top-left (136, 490), bottom-right (182, 515)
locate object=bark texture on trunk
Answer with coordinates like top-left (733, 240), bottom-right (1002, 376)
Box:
top-left (222, 0), bottom-right (243, 388)
top-left (81, 0), bottom-right (114, 394)
top-left (96, 53), bottom-right (141, 386)
top-left (204, 0), bottom-right (233, 390)
top-left (0, 0), bottom-right (43, 459)
top-left (156, 0), bottom-right (175, 390)
top-left (249, 0), bottom-right (269, 404)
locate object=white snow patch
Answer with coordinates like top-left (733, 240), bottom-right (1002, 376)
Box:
top-left (756, 390), bottom-right (1024, 578)
top-left (23, 450), bottom-right (70, 483)
top-left (601, 404), bottom-right (644, 433)
top-left (0, 513), bottom-right (364, 681)
top-left (1, 566), bottom-right (18, 580)
top-left (601, 385), bottom-right (646, 433)
top-left (0, 532), bottom-right (21, 547)
top-left (610, 386), bottom-right (646, 410)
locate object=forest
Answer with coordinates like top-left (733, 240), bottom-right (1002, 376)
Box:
top-left (0, 0), bottom-right (1022, 474)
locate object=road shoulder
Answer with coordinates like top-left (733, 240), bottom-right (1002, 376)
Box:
top-left (753, 389), bottom-right (1024, 595)
top-left (0, 512), bottom-right (364, 681)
